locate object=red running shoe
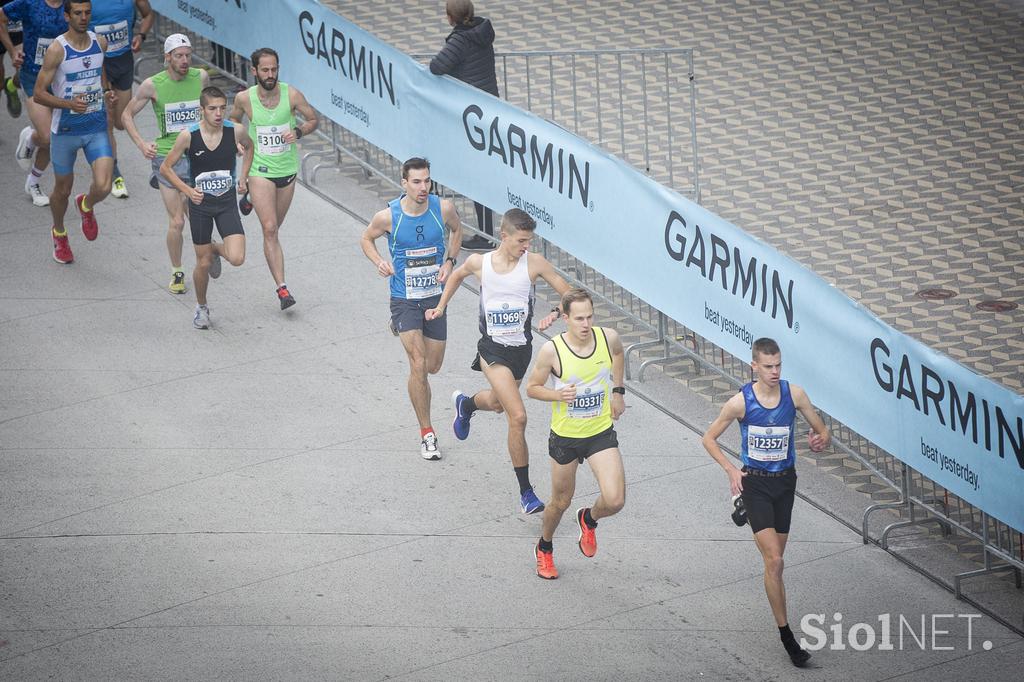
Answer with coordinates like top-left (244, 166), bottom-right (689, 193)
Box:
top-left (577, 507), bottom-right (597, 557)
top-left (76, 193), bottom-right (98, 241)
top-left (52, 230), bottom-right (73, 264)
top-left (535, 544), bottom-right (558, 580)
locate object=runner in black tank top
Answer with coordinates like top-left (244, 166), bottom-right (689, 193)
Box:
top-left (161, 86), bottom-right (253, 330)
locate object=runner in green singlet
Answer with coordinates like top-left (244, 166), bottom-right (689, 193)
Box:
top-left (122, 33), bottom-right (207, 293)
top-left (228, 46), bottom-right (317, 310)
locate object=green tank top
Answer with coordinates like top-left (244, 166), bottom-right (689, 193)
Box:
top-left (550, 327), bottom-right (614, 438)
top-left (152, 68), bottom-right (204, 156)
top-left (248, 83), bottom-right (298, 178)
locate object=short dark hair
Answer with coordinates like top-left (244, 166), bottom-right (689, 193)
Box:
top-left (500, 208), bottom-right (536, 234)
top-left (446, 0), bottom-right (475, 24)
top-left (401, 157), bottom-right (430, 179)
top-left (250, 47), bottom-right (279, 68)
top-left (200, 86), bottom-right (227, 107)
top-left (64, 0), bottom-right (90, 13)
top-left (560, 288), bottom-right (592, 314)
top-left (752, 337), bottom-right (780, 360)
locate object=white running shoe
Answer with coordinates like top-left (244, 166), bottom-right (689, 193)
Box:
top-left (15, 126), bottom-right (33, 170)
top-left (193, 304), bottom-right (211, 330)
top-left (111, 176), bottom-right (128, 198)
top-left (25, 178), bottom-right (49, 206)
top-left (421, 432), bottom-right (441, 460)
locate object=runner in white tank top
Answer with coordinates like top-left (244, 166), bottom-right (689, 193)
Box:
top-left (426, 208), bottom-right (571, 515)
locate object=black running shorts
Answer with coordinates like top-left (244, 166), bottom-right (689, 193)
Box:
top-left (389, 294), bottom-right (446, 340)
top-left (103, 51), bottom-right (134, 92)
top-left (472, 335), bottom-right (532, 381)
top-left (548, 426), bottom-right (619, 465)
top-left (189, 194), bottom-right (244, 245)
top-left (741, 467), bottom-right (797, 534)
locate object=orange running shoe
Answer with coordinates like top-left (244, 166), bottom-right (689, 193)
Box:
top-left (535, 543), bottom-right (558, 580)
top-left (577, 507), bottom-right (597, 557)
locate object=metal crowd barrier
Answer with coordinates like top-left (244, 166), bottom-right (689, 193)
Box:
top-left (149, 13), bottom-right (1022, 631)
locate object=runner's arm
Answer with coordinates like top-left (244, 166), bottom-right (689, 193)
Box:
top-left (605, 328), bottom-right (626, 420)
top-left (235, 125), bottom-right (254, 195)
top-left (131, 0), bottom-right (153, 52)
top-left (439, 198), bottom-right (462, 283)
top-left (97, 35), bottom-right (115, 103)
top-left (531, 253), bottom-right (572, 331)
top-left (287, 85), bottom-right (318, 142)
top-left (791, 384), bottom-right (831, 452)
top-left (702, 393), bottom-right (747, 495)
top-left (526, 341), bottom-right (575, 404)
top-left (161, 130), bottom-right (201, 203)
top-left (361, 209), bottom-right (395, 276)
top-left (424, 252), bottom-right (483, 320)
top-left (121, 78), bottom-right (157, 158)
top-left (228, 89), bottom-right (249, 124)
top-left (0, 9), bottom-right (16, 58)
top-left (32, 42), bottom-right (75, 110)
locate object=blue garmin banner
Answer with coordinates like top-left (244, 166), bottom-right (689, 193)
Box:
top-left (152, 0), bottom-right (1023, 530)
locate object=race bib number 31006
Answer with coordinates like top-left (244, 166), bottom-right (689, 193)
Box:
top-left (256, 125), bottom-right (289, 155)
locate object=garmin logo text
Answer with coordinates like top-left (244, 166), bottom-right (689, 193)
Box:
top-left (298, 11), bottom-right (395, 105)
top-left (462, 105), bottom-right (590, 209)
top-left (664, 211), bottom-right (795, 328)
top-left (870, 338), bottom-right (1023, 470)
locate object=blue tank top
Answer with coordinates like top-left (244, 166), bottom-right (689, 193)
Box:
top-left (386, 194), bottom-right (447, 300)
top-left (4, 0), bottom-right (67, 76)
top-left (89, 0), bottom-right (134, 58)
top-left (50, 32), bottom-right (106, 136)
top-left (739, 379), bottom-right (796, 472)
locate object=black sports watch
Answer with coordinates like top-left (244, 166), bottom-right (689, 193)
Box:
top-left (612, 387), bottom-right (626, 395)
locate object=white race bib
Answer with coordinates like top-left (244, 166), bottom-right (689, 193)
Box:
top-left (70, 82), bottom-right (103, 114)
top-left (194, 170), bottom-right (233, 197)
top-left (95, 20), bottom-right (129, 52)
top-left (746, 425), bottom-right (790, 462)
top-left (568, 387), bottom-right (604, 419)
top-left (485, 300), bottom-right (526, 337)
top-left (403, 246), bottom-right (441, 300)
top-left (255, 124), bottom-right (289, 155)
top-left (34, 37), bottom-right (53, 66)
top-left (164, 99), bottom-right (201, 133)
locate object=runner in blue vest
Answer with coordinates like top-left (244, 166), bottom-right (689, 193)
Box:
top-left (0, 0), bottom-right (68, 208)
top-left (361, 157), bottom-right (462, 460)
top-left (88, 0), bottom-right (152, 199)
top-left (32, 0), bottom-right (113, 264)
top-left (703, 337), bottom-right (831, 668)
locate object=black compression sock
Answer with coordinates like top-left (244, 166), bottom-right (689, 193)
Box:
top-left (583, 508), bottom-right (598, 528)
top-left (465, 395), bottom-right (477, 414)
top-left (514, 465), bottom-right (531, 494)
top-left (537, 537), bottom-right (553, 553)
top-left (780, 625), bottom-right (811, 667)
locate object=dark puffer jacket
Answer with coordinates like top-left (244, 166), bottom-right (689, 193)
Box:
top-left (429, 17), bottom-right (500, 97)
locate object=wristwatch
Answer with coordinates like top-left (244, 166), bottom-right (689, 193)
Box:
top-left (612, 387), bottom-right (626, 395)
top-left (446, 256), bottom-right (457, 266)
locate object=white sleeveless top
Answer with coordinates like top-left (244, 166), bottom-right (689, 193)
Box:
top-left (479, 251), bottom-right (534, 347)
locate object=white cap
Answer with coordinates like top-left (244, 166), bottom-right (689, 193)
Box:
top-left (164, 34), bottom-right (192, 54)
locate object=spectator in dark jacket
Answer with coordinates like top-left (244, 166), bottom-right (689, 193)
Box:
top-left (430, 0), bottom-right (498, 249)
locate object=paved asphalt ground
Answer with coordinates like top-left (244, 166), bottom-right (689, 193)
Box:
top-left (0, 102), bottom-right (1021, 679)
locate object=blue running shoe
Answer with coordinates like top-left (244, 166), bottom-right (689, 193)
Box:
top-left (520, 487), bottom-right (545, 514)
top-left (452, 390), bottom-right (473, 440)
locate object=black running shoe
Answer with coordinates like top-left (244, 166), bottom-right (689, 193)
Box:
top-left (277, 285), bottom-right (296, 310)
